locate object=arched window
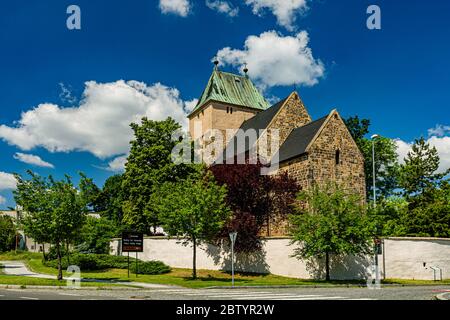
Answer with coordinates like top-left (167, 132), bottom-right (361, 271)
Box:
top-left (335, 150), bottom-right (340, 165)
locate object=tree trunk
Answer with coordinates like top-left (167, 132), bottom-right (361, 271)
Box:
top-left (192, 237), bottom-right (197, 279)
top-left (56, 243), bottom-right (63, 281)
top-left (66, 241), bottom-right (70, 265)
top-left (41, 244), bottom-right (46, 261)
top-left (325, 251), bottom-right (330, 281)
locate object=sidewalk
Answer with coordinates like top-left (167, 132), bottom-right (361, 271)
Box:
top-left (0, 261), bottom-right (179, 289)
top-left (1, 261), bottom-right (55, 279)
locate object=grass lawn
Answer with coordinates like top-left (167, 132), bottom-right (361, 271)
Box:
top-left (2, 251), bottom-right (449, 289)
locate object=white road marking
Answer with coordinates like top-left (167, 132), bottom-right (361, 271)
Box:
top-left (58, 293), bottom-right (80, 296)
top-left (233, 294), bottom-right (322, 300)
top-left (270, 296), bottom-right (347, 300)
top-left (20, 296), bottom-right (39, 300)
top-left (0, 295), bottom-right (5, 297)
top-left (182, 291), bottom-right (272, 296)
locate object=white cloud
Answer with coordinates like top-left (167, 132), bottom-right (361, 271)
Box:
top-left (59, 82), bottom-right (77, 105)
top-left (159, 0), bottom-right (191, 17)
top-left (184, 98), bottom-right (199, 113)
top-left (106, 155), bottom-right (128, 172)
top-left (13, 153), bottom-right (55, 168)
top-left (428, 124), bottom-right (450, 138)
top-left (0, 80), bottom-right (191, 159)
top-left (395, 129), bottom-right (450, 174)
top-left (0, 172), bottom-right (17, 190)
top-left (206, 0), bottom-right (239, 17)
top-left (245, 0), bottom-right (308, 31)
top-left (0, 195), bottom-right (6, 205)
top-left (216, 30), bottom-right (324, 89)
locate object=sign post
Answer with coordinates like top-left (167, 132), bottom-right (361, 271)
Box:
top-left (229, 232), bottom-right (237, 288)
top-left (121, 232), bottom-right (144, 278)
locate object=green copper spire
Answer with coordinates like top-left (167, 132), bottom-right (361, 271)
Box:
top-left (189, 70), bottom-right (270, 116)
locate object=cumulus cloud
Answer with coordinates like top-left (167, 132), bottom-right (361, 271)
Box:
top-left (395, 127), bottom-right (450, 174)
top-left (245, 0), bottom-right (308, 31)
top-left (0, 80), bottom-right (191, 159)
top-left (206, 0), bottom-right (239, 17)
top-left (0, 195), bottom-right (6, 205)
top-left (184, 98), bottom-right (199, 113)
top-left (13, 153), bottom-right (55, 168)
top-left (0, 172), bottom-right (17, 190)
top-left (106, 155), bottom-right (128, 172)
top-left (428, 124), bottom-right (450, 138)
top-left (159, 0), bottom-right (191, 17)
top-left (216, 30), bottom-right (324, 89)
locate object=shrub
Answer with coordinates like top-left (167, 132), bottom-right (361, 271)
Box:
top-left (132, 260), bottom-right (171, 275)
top-left (0, 216), bottom-right (16, 252)
top-left (43, 253), bottom-right (170, 274)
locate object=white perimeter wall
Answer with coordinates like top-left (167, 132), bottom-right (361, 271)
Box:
top-left (110, 237), bottom-right (450, 280)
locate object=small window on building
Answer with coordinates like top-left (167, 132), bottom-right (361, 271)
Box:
top-left (230, 107), bottom-right (233, 114)
top-left (335, 150), bottom-right (340, 165)
top-left (226, 107), bottom-right (229, 113)
top-left (202, 110), bottom-right (204, 115)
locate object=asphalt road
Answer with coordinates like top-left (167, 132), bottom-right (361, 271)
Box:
top-left (0, 285), bottom-right (448, 300)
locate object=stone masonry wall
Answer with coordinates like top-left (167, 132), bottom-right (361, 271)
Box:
top-left (307, 112), bottom-right (366, 200)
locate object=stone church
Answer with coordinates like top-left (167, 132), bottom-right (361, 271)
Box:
top-left (188, 66), bottom-right (366, 235)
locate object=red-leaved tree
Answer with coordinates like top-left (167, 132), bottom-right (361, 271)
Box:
top-left (210, 160), bottom-right (299, 253)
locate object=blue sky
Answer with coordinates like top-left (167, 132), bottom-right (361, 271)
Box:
top-left (1, 0), bottom-right (449, 209)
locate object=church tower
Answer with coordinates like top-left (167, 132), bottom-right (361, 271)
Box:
top-left (188, 64), bottom-right (270, 146)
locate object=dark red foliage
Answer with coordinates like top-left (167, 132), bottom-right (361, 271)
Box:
top-left (210, 160), bottom-right (299, 252)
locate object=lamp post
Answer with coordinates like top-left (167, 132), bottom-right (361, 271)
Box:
top-left (229, 232), bottom-right (237, 287)
top-left (370, 134), bottom-right (381, 287)
top-left (371, 134), bottom-right (380, 208)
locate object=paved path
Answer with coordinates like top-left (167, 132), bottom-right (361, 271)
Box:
top-left (0, 260), bottom-right (177, 289)
top-left (1, 261), bottom-right (55, 279)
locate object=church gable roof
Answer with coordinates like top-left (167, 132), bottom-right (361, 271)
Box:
top-left (239, 97), bottom-right (288, 133)
top-left (190, 70), bottom-right (270, 115)
top-left (276, 115), bottom-right (329, 163)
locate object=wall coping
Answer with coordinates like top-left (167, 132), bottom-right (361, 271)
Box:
top-left (112, 236), bottom-right (450, 241)
top-left (384, 237), bottom-right (450, 242)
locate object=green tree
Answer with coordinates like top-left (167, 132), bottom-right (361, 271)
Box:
top-left (397, 138), bottom-right (450, 237)
top-left (290, 183), bottom-right (372, 281)
top-left (0, 215), bottom-right (16, 252)
top-left (399, 137), bottom-right (448, 197)
top-left (122, 117), bottom-right (197, 234)
top-left (344, 116), bottom-right (400, 200)
top-left (94, 174), bottom-right (125, 226)
top-left (14, 171), bottom-right (89, 280)
top-left (76, 216), bottom-right (118, 254)
top-left (154, 169), bottom-right (232, 279)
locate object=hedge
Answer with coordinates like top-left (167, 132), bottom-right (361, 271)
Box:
top-left (43, 253), bottom-right (171, 274)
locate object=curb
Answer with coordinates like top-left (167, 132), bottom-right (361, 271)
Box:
top-left (435, 292), bottom-right (450, 300)
top-left (204, 283), bottom-right (450, 290)
top-left (0, 284), bottom-right (140, 290)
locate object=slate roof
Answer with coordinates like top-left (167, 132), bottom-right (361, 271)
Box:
top-left (275, 115), bottom-right (329, 163)
top-left (190, 70), bottom-right (270, 115)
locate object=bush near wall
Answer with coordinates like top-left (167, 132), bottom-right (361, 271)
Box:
top-left (44, 253), bottom-right (171, 274)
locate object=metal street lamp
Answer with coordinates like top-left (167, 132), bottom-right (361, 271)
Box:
top-left (229, 232), bottom-right (238, 287)
top-left (370, 134), bottom-right (382, 287)
top-left (371, 134), bottom-right (380, 208)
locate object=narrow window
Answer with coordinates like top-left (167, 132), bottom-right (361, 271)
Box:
top-left (226, 107), bottom-right (229, 113)
top-left (230, 107), bottom-right (233, 114)
top-left (335, 150), bottom-right (340, 165)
